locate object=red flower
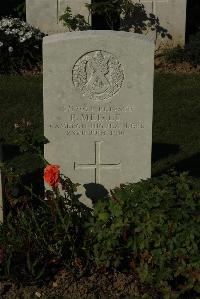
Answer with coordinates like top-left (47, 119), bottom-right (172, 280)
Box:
top-left (44, 165), bottom-right (60, 188)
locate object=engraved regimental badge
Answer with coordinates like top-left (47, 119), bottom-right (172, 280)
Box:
top-left (72, 50), bottom-right (124, 101)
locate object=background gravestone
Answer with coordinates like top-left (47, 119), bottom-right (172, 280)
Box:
top-left (137, 0), bottom-right (187, 47)
top-left (26, 0), bottom-right (90, 34)
top-left (43, 31), bottom-right (154, 204)
top-left (25, 0), bottom-right (190, 48)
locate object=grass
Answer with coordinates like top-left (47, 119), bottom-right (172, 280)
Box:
top-left (0, 75), bottom-right (43, 144)
top-left (0, 73), bottom-right (200, 177)
top-left (153, 72), bottom-right (200, 176)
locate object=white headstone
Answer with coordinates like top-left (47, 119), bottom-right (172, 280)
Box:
top-left (26, 0), bottom-right (90, 34)
top-left (137, 0), bottom-right (187, 48)
top-left (43, 31), bottom-right (154, 203)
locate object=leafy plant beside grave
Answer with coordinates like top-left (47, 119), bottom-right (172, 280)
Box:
top-left (87, 172), bottom-right (200, 297)
top-left (59, 0), bottom-right (171, 42)
top-left (0, 156), bottom-right (199, 298)
top-left (0, 17), bottom-right (45, 74)
top-left (0, 122), bottom-right (199, 297)
top-left (0, 164), bottom-right (92, 282)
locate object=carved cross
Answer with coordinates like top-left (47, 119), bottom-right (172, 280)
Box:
top-left (139, 0), bottom-right (168, 14)
top-left (74, 141), bottom-right (121, 184)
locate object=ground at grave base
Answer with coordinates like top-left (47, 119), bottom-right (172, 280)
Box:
top-left (15, 57), bottom-right (200, 76)
top-left (0, 270), bottom-right (155, 299)
top-left (155, 54), bottom-right (200, 74)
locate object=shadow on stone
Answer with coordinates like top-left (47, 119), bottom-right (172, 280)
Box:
top-left (91, 1), bottom-right (172, 41)
top-left (84, 183), bottom-right (109, 204)
top-left (120, 2), bottom-right (172, 41)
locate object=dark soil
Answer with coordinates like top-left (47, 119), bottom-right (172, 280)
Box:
top-left (0, 270), bottom-right (153, 299)
top-left (155, 54), bottom-right (200, 73)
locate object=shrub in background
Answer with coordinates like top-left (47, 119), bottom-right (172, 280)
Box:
top-left (87, 172), bottom-right (200, 298)
top-left (0, 17), bottom-right (45, 74)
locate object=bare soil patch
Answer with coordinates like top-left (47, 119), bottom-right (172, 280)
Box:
top-left (155, 54), bottom-right (200, 73)
top-left (0, 270), bottom-right (154, 299)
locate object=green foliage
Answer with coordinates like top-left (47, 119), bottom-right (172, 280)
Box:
top-left (0, 125), bottom-right (92, 282)
top-left (0, 168), bottom-right (91, 282)
top-left (165, 32), bottom-right (200, 66)
top-left (59, 0), bottom-right (171, 41)
top-left (0, 124), bottom-right (199, 295)
top-left (59, 6), bottom-right (90, 31)
top-left (3, 118), bottom-right (45, 175)
top-left (0, 17), bottom-right (45, 74)
top-left (86, 172), bottom-right (200, 298)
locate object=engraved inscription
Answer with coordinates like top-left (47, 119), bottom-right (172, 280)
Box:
top-left (74, 141), bottom-right (121, 183)
top-left (72, 51), bottom-right (124, 101)
top-left (49, 105), bottom-right (145, 137)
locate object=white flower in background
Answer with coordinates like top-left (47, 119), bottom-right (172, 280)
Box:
top-left (18, 30), bottom-right (24, 36)
top-left (0, 42), bottom-right (3, 47)
top-left (19, 36), bottom-right (26, 43)
top-left (0, 18), bottom-right (11, 27)
top-left (11, 28), bottom-right (19, 34)
top-left (8, 46), bottom-right (13, 53)
top-left (5, 30), bottom-right (11, 35)
top-left (24, 31), bottom-right (32, 39)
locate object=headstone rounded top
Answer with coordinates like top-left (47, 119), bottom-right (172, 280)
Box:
top-left (43, 30), bottom-right (155, 46)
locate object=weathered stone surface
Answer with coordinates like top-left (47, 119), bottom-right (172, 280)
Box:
top-left (26, 0), bottom-right (90, 34)
top-left (43, 31), bottom-right (154, 203)
top-left (137, 0), bottom-right (187, 47)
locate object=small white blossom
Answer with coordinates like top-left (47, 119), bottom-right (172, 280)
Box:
top-left (11, 28), bottom-right (19, 34)
top-left (0, 42), bottom-right (3, 47)
top-left (18, 30), bottom-right (24, 36)
top-left (5, 30), bottom-right (11, 35)
top-left (24, 31), bottom-right (32, 39)
top-left (8, 46), bottom-right (13, 53)
top-left (19, 36), bottom-right (26, 43)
